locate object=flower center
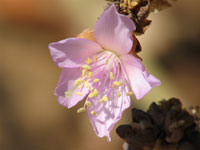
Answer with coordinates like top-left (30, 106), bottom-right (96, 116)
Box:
top-left (65, 51), bottom-right (133, 115)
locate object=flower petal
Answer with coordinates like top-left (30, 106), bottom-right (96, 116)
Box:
top-left (87, 87), bottom-right (130, 141)
top-left (120, 54), bottom-right (161, 99)
top-left (55, 68), bottom-right (89, 108)
top-left (94, 4), bottom-right (136, 55)
top-left (143, 71), bottom-right (161, 87)
top-left (49, 38), bottom-right (102, 68)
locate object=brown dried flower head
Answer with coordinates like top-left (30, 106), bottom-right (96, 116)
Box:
top-left (116, 98), bottom-right (200, 150)
top-left (106, 0), bottom-right (177, 35)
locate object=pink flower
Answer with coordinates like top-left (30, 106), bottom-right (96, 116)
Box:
top-left (49, 4), bottom-right (160, 141)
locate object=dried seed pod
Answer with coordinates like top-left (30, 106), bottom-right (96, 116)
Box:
top-left (116, 98), bottom-right (200, 150)
top-left (148, 102), bottom-right (165, 127)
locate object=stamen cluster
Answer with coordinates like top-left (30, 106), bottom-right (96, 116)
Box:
top-left (65, 51), bottom-right (133, 116)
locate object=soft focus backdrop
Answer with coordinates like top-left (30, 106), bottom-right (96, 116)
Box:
top-left (0, 0), bottom-right (200, 149)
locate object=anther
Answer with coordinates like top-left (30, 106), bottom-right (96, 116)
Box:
top-left (127, 91), bottom-right (133, 96)
top-left (90, 86), bottom-right (94, 91)
top-left (85, 101), bottom-right (92, 107)
top-left (102, 96), bottom-right (108, 101)
top-left (88, 93), bottom-right (94, 98)
top-left (113, 81), bottom-right (124, 86)
top-left (84, 81), bottom-right (89, 88)
top-left (85, 58), bottom-right (92, 64)
top-left (99, 95), bottom-right (108, 103)
top-left (99, 99), bottom-right (105, 103)
top-left (93, 89), bottom-right (99, 97)
top-left (78, 85), bottom-right (82, 89)
top-left (88, 71), bottom-right (92, 78)
top-left (90, 111), bottom-right (97, 115)
top-left (77, 107), bottom-right (86, 113)
top-left (74, 79), bottom-right (83, 86)
top-left (81, 69), bottom-right (87, 77)
top-left (75, 92), bottom-right (82, 96)
top-left (94, 55), bottom-right (97, 62)
top-left (65, 91), bottom-right (72, 98)
top-left (93, 78), bottom-right (99, 83)
top-left (117, 92), bottom-right (121, 98)
top-left (81, 65), bottom-right (91, 70)
top-left (109, 72), bottom-right (114, 80)
top-left (106, 59), bottom-right (109, 65)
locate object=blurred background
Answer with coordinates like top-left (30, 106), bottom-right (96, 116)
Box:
top-left (0, 0), bottom-right (200, 149)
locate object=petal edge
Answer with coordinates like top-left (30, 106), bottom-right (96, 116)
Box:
top-left (49, 38), bottom-right (102, 68)
top-left (94, 4), bottom-right (136, 55)
top-left (120, 54), bottom-right (161, 99)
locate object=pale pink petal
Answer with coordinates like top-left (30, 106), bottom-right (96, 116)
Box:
top-left (120, 54), bottom-right (161, 99)
top-left (86, 87), bottom-right (130, 141)
top-left (94, 4), bottom-right (136, 55)
top-left (49, 38), bottom-right (102, 68)
top-left (143, 71), bottom-right (161, 87)
top-left (55, 68), bottom-right (89, 108)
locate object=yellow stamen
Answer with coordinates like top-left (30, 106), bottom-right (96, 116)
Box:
top-left (75, 92), bottom-right (82, 96)
top-left (77, 107), bottom-right (86, 113)
top-left (81, 69), bottom-right (87, 77)
top-left (84, 81), bottom-right (89, 88)
top-left (113, 81), bottom-right (124, 86)
top-left (90, 86), bottom-right (94, 91)
top-left (81, 65), bottom-right (91, 70)
top-left (99, 99), bottom-right (105, 103)
top-left (93, 89), bottom-right (99, 97)
top-left (88, 93), bottom-right (94, 98)
top-left (93, 78), bottom-right (99, 83)
top-left (85, 58), bottom-right (92, 64)
top-left (74, 79), bottom-right (83, 86)
top-left (65, 91), bottom-right (72, 98)
top-left (78, 85), bottom-right (82, 89)
top-left (88, 71), bottom-right (92, 78)
top-left (106, 59), bottom-right (109, 65)
top-left (99, 96), bottom-right (108, 103)
top-left (94, 55), bottom-right (97, 62)
top-left (90, 111), bottom-right (97, 115)
top-left (85, 101), bottom-right (92, 107)
top-left (109, 72), bottom-right (114, 80)
top-left (127, 91), bottom-right (133, 96)
top-left (102, 96), bottom-right (108, 101)
top-left (117, 92), bottom-right (121, 98)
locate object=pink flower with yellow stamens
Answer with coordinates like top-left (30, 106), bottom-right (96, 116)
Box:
top-left (49, 4), bottom-right (160, 141)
